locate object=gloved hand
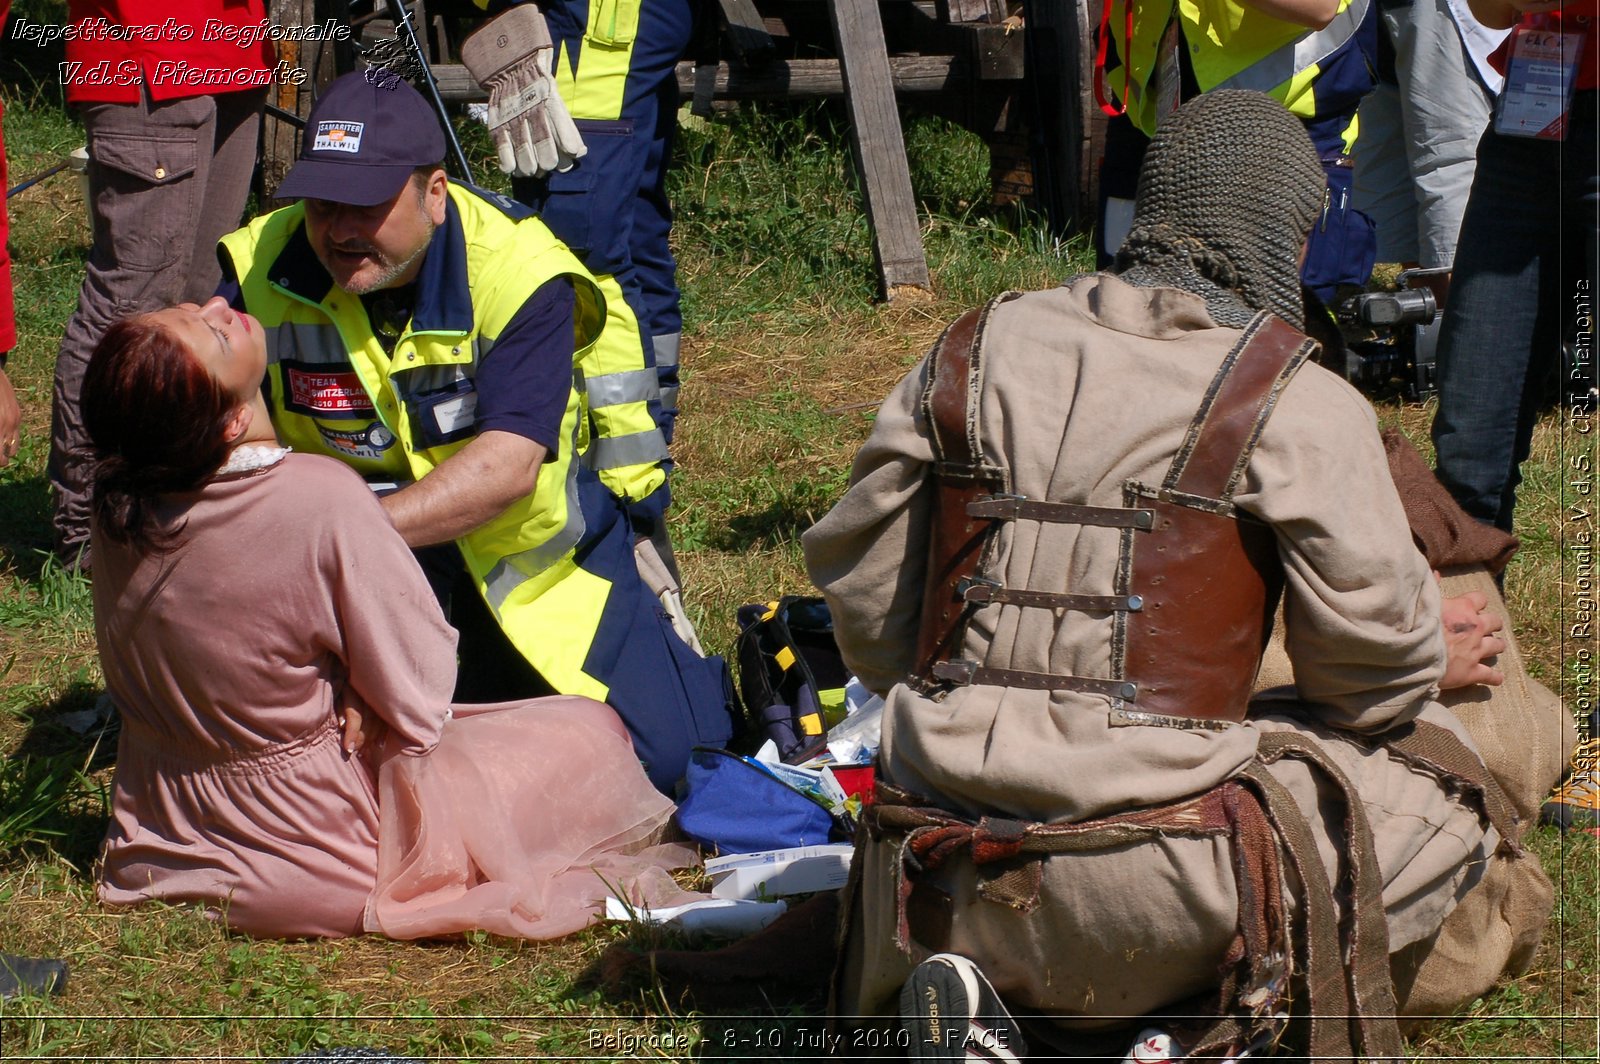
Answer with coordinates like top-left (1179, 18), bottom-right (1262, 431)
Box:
top-left (461, 5), bottom-right (586, 178)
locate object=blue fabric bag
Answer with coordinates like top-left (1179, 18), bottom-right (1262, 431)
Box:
top-left (675, 748), bottom-right (837, 855)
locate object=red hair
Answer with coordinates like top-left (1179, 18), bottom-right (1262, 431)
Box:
top-left (82, 315), bottom-right (239, 552)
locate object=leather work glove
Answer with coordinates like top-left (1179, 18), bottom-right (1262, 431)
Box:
top-left (461, 5), bottom-right (586, 178)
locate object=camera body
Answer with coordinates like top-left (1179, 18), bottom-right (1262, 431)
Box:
top-left (1334, 269), bottom-right (1443, 401)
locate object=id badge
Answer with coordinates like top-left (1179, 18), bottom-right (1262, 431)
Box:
top-left (412, 379), bottom-right (479, 449)
top-left (1495, 19), bottom-right (1582, 139)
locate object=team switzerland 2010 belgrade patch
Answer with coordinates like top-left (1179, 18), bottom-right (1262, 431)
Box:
top-left (285, 367), bottom-right (375, 418)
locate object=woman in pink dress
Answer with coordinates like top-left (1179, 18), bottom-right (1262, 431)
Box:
top-left (86, 297), bottom-right (694, 939)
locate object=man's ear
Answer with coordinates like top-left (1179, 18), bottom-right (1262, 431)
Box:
top-left (222, 404), bottom-right (253, 445)
top-left (425, 168), bottom-right (448, 226)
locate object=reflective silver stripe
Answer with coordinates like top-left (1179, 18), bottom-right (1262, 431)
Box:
top-left (395, 364), bottom-right (471, 400)
top-left (586, 368), bottom-right (660, 409)
top-left (1212, 0), bottom-right (1370, 94)
top-left (584, 428), bottom-right (670, 470)
top-left (652, 332), bottom-right (680, 368)
top-left (659, 384), bottom-right (680, 412)
top-left (263, 321), bottom-right (348, 366)
top-left (481, 461), bottom-right (587, 612)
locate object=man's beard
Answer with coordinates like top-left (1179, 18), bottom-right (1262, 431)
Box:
top-left (328, 219), bottom-right (435, 295)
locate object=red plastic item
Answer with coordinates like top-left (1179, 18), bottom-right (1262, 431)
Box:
top-left (830, 764), bottom-right (876, 806)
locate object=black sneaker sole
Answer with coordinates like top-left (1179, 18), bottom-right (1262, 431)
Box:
top-left (901, 958), bottom-right (971, 1062)
top-left (899, 956), bottom-right (1027, 1063)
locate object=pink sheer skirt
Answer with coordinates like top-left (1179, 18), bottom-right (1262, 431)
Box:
top-left (365, 696), bottom-right (699, 940)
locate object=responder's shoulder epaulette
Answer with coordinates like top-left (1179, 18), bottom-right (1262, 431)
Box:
top-left (457, 181), bottom-right (538, 221)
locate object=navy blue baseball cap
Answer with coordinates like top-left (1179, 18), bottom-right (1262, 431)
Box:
top-left (275, 71), bottom-right (447, 206)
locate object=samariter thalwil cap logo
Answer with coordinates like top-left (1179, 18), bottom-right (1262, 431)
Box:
top-left (312, 121), bottom-right (364, 154)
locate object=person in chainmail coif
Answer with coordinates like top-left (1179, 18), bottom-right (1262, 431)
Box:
top-left (1113, 89), bottom-right (1325, 331)
top-left (803, 88), bottom-right (1562, 1062)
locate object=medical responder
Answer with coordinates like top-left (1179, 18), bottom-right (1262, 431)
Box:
top-left (218, 72), bottom-right (733, 794)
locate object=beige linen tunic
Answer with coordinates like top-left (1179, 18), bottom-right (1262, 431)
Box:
top-left (803, 276), bottom-right (1512, 1022)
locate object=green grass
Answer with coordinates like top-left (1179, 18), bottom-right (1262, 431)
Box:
top-left (0, 27), bottom-right (1594, 1061)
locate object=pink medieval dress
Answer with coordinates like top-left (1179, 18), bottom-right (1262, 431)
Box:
top-left (94, 448), bottom-right (695, 938)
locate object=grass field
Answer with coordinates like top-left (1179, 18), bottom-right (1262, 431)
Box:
top-left (0, 4), bottom-right (1596, 1059)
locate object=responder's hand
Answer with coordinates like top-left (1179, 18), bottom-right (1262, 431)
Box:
top-left (461, 5), bottom-right (587, 178)
top-left (1439, 584), bottom-right (1507, 690)
top-left (0, 369), bottom-right (20, 468)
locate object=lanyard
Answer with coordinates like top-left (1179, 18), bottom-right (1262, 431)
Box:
top-left (1094, 0), bottom-right (1136, 117)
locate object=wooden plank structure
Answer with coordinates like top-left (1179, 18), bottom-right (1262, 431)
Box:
top-left (264, 0), bottom-right (1101, 300)
top-left (827, 0), bottom-right (932, 295)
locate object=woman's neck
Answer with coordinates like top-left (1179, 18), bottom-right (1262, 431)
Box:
top-left (232, 392), bottom-right (281, 450)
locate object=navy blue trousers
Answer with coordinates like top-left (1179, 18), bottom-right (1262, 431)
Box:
top-left (516, 0), bottom-right (697, 445)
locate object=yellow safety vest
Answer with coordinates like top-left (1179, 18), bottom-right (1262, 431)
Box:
top-left (1107, 0), bottom-right (1371, 137)
top-left (218, 182), bottom-right (666, 698)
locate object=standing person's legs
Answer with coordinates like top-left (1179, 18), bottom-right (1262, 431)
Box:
top-left (1355, 80), bottom-right (1419, 266)
top-left (50, 88), bottom-right (263, 567)
top-left (184, 89), bottom-right (265, 302)
top-left (627, 0), bottom-right (695, 444)
top-left (1356, 0), bottom-right (1494, 276)
top-left (525, 0), bottom-right (695, 445)
top-left (1432, 123), bottom-right (1559, 532)
top-left (1391, 0), bottom-right (1494, 273)
top-left (632, 89), bottom-right (681, 440)
top-left (1300, 114), bottom-right (1379, 303)
top-left (520, 0), bottom-right (692, 573)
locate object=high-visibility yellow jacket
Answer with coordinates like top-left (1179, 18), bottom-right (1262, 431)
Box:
top-left (1105, 0), bottom-right (1373, 139)
top-left (218, 182), bottom-right (668, 699)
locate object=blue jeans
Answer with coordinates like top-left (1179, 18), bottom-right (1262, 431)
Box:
top-left (1432, 90), bottom-right (1599, 532)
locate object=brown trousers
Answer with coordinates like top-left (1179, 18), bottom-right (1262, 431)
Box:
top-left (50, 86), bottom-right (264, 566)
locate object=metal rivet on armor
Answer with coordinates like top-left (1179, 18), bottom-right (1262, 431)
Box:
top-left (1135, 511), bottom-right (1153, 529)
top-left (1119, 682), bottom-right (1138, 700)
top-left (1126, 595), bottom-right (1144, 611)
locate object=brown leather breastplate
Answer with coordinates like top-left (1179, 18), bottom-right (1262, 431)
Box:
top-left (914, 301), bottom-right (1317, 724)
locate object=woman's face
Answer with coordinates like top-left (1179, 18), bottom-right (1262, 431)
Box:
top-left (147, 298), bottom-right (268, 403)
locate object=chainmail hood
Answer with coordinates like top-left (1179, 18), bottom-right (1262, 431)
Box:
top-left (1112, 91), bottom-right (1325, 329)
